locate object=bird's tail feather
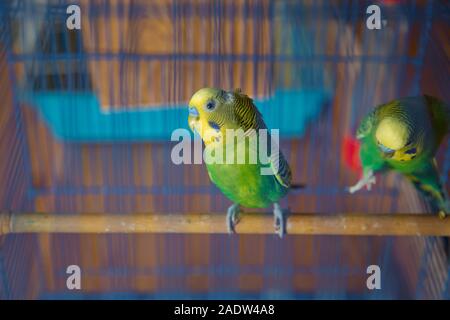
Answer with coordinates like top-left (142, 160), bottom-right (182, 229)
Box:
top-left (406, 160), bottom-right (449, 217)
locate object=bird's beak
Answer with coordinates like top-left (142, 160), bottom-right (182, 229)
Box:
top-left (378, 143), bottom-right (395, 158)
top-left (188, 107), bottom-right (199, 117)
top-left (188, 107), bottom-right (200, 133)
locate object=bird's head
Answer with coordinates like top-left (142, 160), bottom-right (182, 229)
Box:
top-left (188, 87), bottom-right (235, 144)
top-left (375, 117), bottom-right (418, 161)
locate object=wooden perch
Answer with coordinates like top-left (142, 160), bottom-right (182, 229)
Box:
top-left (0, 212), bottom-right (449, 236)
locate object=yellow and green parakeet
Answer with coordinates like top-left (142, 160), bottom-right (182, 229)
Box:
top-left (349, 95), bottom-right (450, 218)
top-left (187, 88), bottom-right (300, 237)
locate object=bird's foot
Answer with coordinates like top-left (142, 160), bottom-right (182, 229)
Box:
top-left (348, 170), bottom-right (376, 194)
top-left (226, 203), bottom-right (240, 234)
top-left (438, 210), bottom-right (447, 220)
top-left (273, 203), bottom-right (287, 238)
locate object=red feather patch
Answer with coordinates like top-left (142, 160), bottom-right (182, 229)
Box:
top-left (343, 135), bottom-right (362, 175)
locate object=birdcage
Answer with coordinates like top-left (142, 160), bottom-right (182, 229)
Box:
top-left (0, 0), bottom-right (449, 299)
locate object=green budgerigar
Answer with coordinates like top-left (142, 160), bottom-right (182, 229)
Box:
top-left (187, 88), bottom-right (300, 237)
top-left (349, 95), bottom-right (450, 218)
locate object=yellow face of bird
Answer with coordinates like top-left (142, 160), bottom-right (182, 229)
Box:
top-left (375, 117), bottom-right (419, 162)
top-left (188, 87), bottom-right (234, 146)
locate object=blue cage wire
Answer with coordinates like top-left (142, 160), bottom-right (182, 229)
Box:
top-left (0, 0), bottom-right (449, 299)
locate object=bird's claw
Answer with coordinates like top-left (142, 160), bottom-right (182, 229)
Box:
top-left (273, 203), bottom-right (287, 238)
top-left (348, 171), bottom-right (376, 194)
top-left (226, 204), bottom-right (240, 234)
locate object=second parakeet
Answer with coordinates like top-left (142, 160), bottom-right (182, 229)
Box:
top-left (187, 87), bottom-right (301, 237)
top-left (349, 95), bottom-right (450, 218)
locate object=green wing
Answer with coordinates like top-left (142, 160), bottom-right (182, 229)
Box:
top-left (356, 111), bottom-right (375, 139)
top-left (404, 159), bottom-right (449, 215)
top-left (357, 109), bottom-right (388, 174)
top-left (269, 148), bottom-right (292, 188)
top-left (232, 90), bottom-right (292, 188)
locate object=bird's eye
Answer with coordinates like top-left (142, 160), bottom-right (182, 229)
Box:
top-left (205, 101), bottom-right (216, 111)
